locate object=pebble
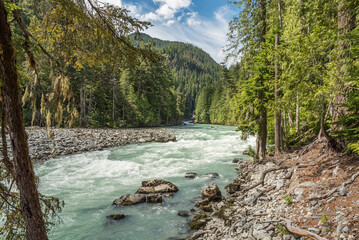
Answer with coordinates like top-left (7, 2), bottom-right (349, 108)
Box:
top-left (340, 186), bottom-right (348, 196)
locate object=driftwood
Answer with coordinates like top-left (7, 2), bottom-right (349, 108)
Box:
top-left (242, 166), bottom-right (289, 193)
top-left (309, 171), bottom-right (359, 201)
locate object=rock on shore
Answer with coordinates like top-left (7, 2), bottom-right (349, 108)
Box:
top-left (1, 127), bottom-right (176, 161)
top-left (187, 139), bottom-right (359, 240)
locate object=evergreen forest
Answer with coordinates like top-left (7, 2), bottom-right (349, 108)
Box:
top-left (195, 0), bottom-right (359, 158)
top-left (1, 0), bottom-right (359, 239)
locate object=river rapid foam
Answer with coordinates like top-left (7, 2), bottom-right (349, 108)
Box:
top-left (36, 123), bottom-right (255, 240)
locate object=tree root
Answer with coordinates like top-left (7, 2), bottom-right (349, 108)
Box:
top-left (282, 219), bottom-right (328, 240)
top-left (242, 166), bottom-right (289, 193)
top-left (309, 171), bottom-right (359, 201)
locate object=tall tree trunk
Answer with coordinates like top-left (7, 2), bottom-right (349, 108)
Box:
top-left (112, 81), bottom-right (115, 127)
top-left (296, 91), bottom-right (300, 133)
top-left (259, 0), bottom-right (267, 46)
top-left (274, 0), bottom-right (282, 156)
top-left (0, 2), bottom-right (48, 239)
top-left (274, 34), bottom-right (281, 155)
top-left (333, 0), bottom-right (354, 124)
top-left (257, 0), bottom-right (267, 161)
top-left (258, 109), bottom-right (267, 161)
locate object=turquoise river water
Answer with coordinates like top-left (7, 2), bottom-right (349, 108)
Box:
top-left (35, 123), bottom-right (255, 240)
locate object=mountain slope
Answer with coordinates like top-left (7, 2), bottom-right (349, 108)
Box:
top-left (133, 34), bottom-right (222, 118)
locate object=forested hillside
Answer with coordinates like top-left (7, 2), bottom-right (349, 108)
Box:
top-left (11, 0), bottom-right (185, 128)
top-left (196, 0), bottom-right (359, 157)
top-left (132, 34), bottom-right (221, 118)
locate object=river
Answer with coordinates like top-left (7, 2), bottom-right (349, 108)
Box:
top-left (35, 123), bottom-right (255, 240)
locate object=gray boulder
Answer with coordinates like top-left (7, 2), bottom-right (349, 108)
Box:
top-left (136, 179), bottom-right (179, 194)
top-left (225, 182), bottom-right (241, 194)
top-left (113, 193), bottom-right (162, 206)
top-left (107, 214), bottom-right (126, 220)
top-left (205, 173), bottom-right (219, 179)
top-left (185, 172), bottom-right (198, 178)
top-left (201, 183), bottom-right (222, 202)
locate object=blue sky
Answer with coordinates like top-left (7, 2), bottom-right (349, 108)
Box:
top-left (103, 0), bottom-right (237, 63)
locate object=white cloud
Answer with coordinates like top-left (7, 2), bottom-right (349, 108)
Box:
top-left (186, 12), bottom-right (200, 26)
top-left (156, 4), bottom-right (177, 19)
top-left (153, 0), bottom-right (191, 10)
top-left (144, 5), bottom-right (235, 63)
top-left (165, 20), bottom-right (175, 26)
top-left (142, 0), bottom-right (192, 21)
top-left (102, 0), bottom-right (236, 63)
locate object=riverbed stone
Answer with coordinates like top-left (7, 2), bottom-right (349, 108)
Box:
top-left (112, 193), bottom-right (162, 206)
top-left (232, 158), bottom-right (241, 163)
top-left (205, 173), bottom-right (219, 179)
top-left (185, 172), bottom-right (198, 178)
top-left (225, 182), bottom-right (241, 194)
top-left (136, 179), bottom-right (179, 194)
top-left (107, 214), bottom-right (126, 220)
top-left (178, 211), bottom-right (189, 217)
top-left (201, 183), bottom-right (222, 202)
top-left (339, 186), bottom-right (348, 196)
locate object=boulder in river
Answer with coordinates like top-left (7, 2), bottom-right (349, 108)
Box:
top-left (107, 214), bottom-right (126, 220)
top-left (200, 183), bottom-right (222, 202)
top-left (232, 158), bottom-right (241, 163)
top-left (136, 179), bottom-right (179, 194)
top-left (205, 173), bottom-right (219, 179)
top-left (113, 193), bottom-right (162, 206)
top-left (178, 211), bottom-right (189, 217)
top-left (185, 172), bottom-right (198, 178)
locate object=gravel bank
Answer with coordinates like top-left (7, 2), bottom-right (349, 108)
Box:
top-left (2, 127), bottom-right (176, 161)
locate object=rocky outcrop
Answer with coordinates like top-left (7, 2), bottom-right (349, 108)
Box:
top-left (112, 193), bottom-right (162, 206)
top-left (136, 179), bottom-right (179, 194)
top-left (187, 139), bottom-right (359, 240)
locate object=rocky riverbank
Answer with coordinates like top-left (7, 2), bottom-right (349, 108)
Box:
top-left (187, 138), bottom-right (359, 240)
top-left (1, 127), bottom-right (176, 161)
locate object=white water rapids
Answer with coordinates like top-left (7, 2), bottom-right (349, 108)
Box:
top-left (35, 123), bottom-right (255, 239)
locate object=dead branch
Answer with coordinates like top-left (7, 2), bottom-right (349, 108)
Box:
top-left (343, 172), bottom-right (359, 187)
top-left (242, 166), bottom-right (289, 193)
